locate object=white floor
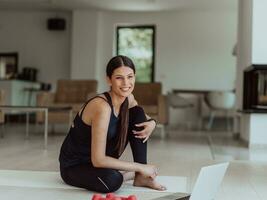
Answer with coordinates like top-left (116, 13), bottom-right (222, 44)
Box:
top-left (0, 123), bottom-right (267, 200)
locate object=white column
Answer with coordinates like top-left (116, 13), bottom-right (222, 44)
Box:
top-left (237, 0), bottom-right (267, 148)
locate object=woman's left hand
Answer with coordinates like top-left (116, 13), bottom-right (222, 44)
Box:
top-left (133, 120), bottom-right (156, 143)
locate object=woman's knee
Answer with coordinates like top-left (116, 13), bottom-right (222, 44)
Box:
top-left (129, 106), bottom-right (146, 124)
top-left (95, 170), bottom-right (123, 193)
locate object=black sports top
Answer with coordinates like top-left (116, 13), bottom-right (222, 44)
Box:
top-left (59, 92), bottom-right (120, 168)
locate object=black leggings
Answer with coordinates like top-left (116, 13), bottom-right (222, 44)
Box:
top-left (60, 106), bottom-right (147, 193)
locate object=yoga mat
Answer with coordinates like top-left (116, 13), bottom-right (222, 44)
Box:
top-left (0, 170), bottom-right (187, 193)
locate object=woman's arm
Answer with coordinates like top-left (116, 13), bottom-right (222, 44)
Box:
top-left (88, 98), bottom-right (157, 178)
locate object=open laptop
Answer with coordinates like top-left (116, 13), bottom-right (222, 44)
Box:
top-left (153, 162), bottom-right (229, 200)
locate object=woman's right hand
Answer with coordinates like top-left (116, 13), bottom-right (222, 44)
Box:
top-left (139, 164), bottom-right (158, 179)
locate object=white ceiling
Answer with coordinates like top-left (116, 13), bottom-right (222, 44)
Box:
top-left (0, 0), bottom-right (237, 12)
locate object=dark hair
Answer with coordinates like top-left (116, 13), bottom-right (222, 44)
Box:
top-left (106, 55), bottom-right (136, 156)
top-left (106, 55), bottom-right (136, 78)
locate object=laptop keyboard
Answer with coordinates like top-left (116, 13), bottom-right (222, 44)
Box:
top-left (150, 193), bottom-right (190, 200)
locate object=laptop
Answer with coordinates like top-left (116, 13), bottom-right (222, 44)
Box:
top-left (152, 162), bottom-right (229, 200)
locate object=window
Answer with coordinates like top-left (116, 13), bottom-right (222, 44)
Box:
top-left (116, 26), bottom-right (155, 82)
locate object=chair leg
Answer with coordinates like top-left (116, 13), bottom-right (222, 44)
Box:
top-left (156, 124), bottom-right (166, 139)
top-left (0, 124), bottom-right (4, 138)
top-left (51, 124), bottom-right (55, 134)
top-left (34, 115), bottom-right (39, 132)
top-left (198, 116), bottom-right (204, 131)
top-left (206, 111), bottom-right (215, 130)
top-left (226, 110), bottom-right (232, 132)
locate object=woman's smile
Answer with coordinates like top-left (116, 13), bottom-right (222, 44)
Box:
top-left (120, 87), bottom-right (131, 92)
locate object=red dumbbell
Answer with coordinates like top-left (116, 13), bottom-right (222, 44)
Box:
top-left (106, 193), bottom-right (115, 199)
top-left (92, 194), bottom-right (102, 200)
top-left (113, 197), bottom-right (122, 200)
top-left (92, 193), bottom-right (137, 200)
top-left (105, 194), bottom-right (121, 200)
top-left (107, 194), bottom-right (120, 200)
top-left (127, 195), bottom-right (137, 200)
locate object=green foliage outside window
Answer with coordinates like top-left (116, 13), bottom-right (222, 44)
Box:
top-left (117, 27), bottom-right (154, 82)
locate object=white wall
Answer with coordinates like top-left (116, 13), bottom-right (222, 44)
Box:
top-left (0, 11), bottom-right (71, 90)
top-left (252, 0), bottom-right (267, 64)
top-left (1, 7), bottom-right (237, 94)
top-left (94, 9), bottom-right (237, 93)
top-left (71, 10), bottom-right (98, 79)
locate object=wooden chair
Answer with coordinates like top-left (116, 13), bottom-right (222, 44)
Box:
top-left (36, 80), bottom-right (97, 131)
top-left (132, 82), bottom-right (169, 138)
top-left (204, 91), bottom-right (235, 131)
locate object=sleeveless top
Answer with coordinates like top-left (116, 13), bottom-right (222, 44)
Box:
top-left (59, 92), bottom-right (121, 169)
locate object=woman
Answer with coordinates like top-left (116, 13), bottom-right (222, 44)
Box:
top-left (59, 55), bottom-right (166, 193)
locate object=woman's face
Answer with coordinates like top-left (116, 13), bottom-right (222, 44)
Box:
top-left (108, 66), bottom-right (135, 98)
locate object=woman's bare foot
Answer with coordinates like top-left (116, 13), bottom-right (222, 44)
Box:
top-left (121, 171), bottom-right (135, 182)
top-left (133, 173), bottom-right (167, 191)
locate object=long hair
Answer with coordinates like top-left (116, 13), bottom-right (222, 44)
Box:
top-left (106, 55), bottom-right (136, 156)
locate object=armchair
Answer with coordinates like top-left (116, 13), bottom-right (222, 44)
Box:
top-left (132, 82), bottom-right (168, 138)
top-left (204, 91), bottom-right (236, 131)
top-left (36, 79), bottom-right (97, 127)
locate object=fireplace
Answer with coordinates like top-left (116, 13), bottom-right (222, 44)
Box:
top-left (243, 65), bottom-right (267, 111)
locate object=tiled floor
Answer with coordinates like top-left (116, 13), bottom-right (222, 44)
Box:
top-left (0, 123), bottom-right (267, 199)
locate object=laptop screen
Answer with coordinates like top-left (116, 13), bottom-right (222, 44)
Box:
top-left (189, 163), bottom-right (229, 200)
